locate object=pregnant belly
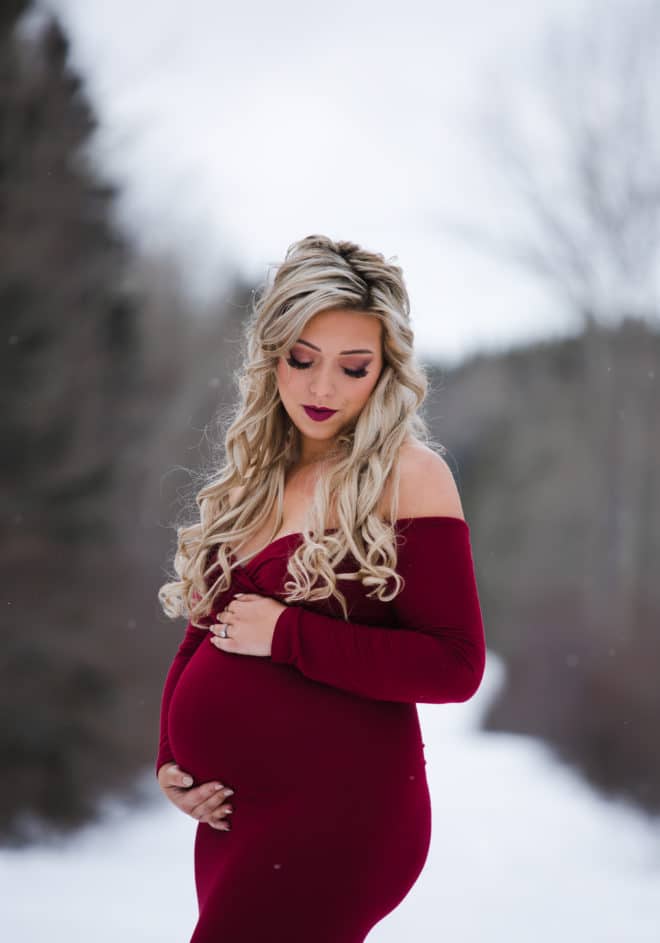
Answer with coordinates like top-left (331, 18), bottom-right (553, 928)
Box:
top-left (168, 637), bottom-right (425, 800)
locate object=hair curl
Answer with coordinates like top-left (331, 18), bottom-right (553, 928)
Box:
top-left (158, 233), bottom-right (443, 625)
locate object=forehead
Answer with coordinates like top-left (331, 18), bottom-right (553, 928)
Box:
top-left (299, 307), bottom-right (382, 348)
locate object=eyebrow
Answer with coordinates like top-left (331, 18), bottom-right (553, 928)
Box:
top-left (295, 339), bottom-right (374, 355)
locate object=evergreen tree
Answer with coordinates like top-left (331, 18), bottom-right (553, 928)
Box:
top-left (1, 4), bottom-right (143, 844)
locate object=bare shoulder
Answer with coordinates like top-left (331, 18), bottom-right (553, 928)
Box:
top-left (392, 441), bottom-right (465, 521)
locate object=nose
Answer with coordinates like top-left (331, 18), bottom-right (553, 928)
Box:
top-left (308, 363), bottom-right (336, 400)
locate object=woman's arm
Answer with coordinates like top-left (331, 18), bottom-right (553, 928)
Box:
top-left (155, 621), bottom-right (208, 775)
top-left (270, 517), bottom-right (485, 704)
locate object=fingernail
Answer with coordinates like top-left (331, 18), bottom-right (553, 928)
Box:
top-left (182, 776), bottom-right (193, 786)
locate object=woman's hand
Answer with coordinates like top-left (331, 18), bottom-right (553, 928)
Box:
top-left (209, 592), bottom-right (287, 657)
top-left (157, 762), bottom-right (235, 831)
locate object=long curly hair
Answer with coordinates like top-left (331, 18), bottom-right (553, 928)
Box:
top-left (158, 233), bottom-right (442, 625)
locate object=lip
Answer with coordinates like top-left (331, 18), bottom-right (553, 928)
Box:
top-left (302, 404), bottom-right (337, 422)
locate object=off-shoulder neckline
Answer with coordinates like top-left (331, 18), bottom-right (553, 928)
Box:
top-left (230, 514), bottom-right (468, 570)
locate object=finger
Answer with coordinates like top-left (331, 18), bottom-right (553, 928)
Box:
top-left (185, 781), bottom-right (232, 817)
top-left (216, 604), bottom-right (239, 622)
top-left (227, 593), bottom-right (255, 604)
top-left (190, 784), bottom-right (234, 820)
top-left (201, 802), bottom-right (234, 825)
top-left (157, 760), bottom-right (177, 780)
top-left (210, 635), bottom-right (238, 652)
top-left (165, 763), bottom-right (195, 789)
top-left (206, 803), bottom-right (234, 829)
top-left (210, 622), bottom-right (237, 640)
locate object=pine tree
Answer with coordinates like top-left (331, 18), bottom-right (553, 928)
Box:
top-left (0, 5), bottom-right (144, 844)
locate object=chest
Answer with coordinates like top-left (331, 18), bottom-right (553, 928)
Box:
top-left (231, 480), bottom-right (323, 563)
top-left (231, 464), bottom-right (393, 564)
top-left (228, 536), bottom-right (400, 630)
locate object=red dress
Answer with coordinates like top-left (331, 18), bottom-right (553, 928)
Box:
top-left (156, 515), bottom-right (486, 943)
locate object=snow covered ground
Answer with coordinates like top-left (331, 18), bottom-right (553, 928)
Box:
top-left (2, 651), bottom-right (659, 942)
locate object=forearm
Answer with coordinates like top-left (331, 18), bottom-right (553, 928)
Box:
top-left (270, 518), bottom-right (486, 704)
top-left (271, 604), bottom-right (485, 703)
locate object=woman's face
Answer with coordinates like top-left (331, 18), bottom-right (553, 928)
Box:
top-left (276, 307), bottom-right (384, 461)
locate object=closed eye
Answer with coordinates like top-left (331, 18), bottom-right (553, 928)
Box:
top-left (285, 353), bottom-right (369, 379)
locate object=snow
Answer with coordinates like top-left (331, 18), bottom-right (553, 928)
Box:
top-left (2, 651), bottom-right (659, 941)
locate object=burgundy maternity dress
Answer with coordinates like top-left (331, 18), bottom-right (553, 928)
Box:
top-left (156, 515), bottom-right (486, 942)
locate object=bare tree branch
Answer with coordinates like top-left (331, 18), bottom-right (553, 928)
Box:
top-left (451, 0), bottom-right (660, 325)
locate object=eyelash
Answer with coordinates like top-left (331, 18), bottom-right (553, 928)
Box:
top-left (285, 353), bottom-right (369, 379)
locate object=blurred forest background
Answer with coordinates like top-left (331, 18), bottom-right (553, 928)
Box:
top-left (1, 0), bottom-right (659, 846)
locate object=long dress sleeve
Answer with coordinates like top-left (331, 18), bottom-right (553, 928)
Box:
top-left (155, 621), bottom-right (208, 776)
top-left (270, 516), bottom-right (486, 704)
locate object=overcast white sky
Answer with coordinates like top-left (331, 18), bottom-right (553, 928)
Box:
top-left (39, 0), bottom-right (600, 364)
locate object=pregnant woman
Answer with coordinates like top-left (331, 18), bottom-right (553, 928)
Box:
top-left (155, 233), bottom-right (486, 942)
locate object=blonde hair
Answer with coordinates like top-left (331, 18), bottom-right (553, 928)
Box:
top-left (158, 234), bottom-right (441, 625)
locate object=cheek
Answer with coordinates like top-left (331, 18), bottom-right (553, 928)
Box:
top-left (358, 386), bottom-right (374, 409)
top-left (353, 372), bottom-right (379, 407)
top-left (277, 360), bottom-right (303, 399)
top-left (276, 359), bottom-right (291, 391)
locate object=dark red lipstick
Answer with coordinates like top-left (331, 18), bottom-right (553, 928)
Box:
top-left (303, 405), bottom-right (337, 422)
